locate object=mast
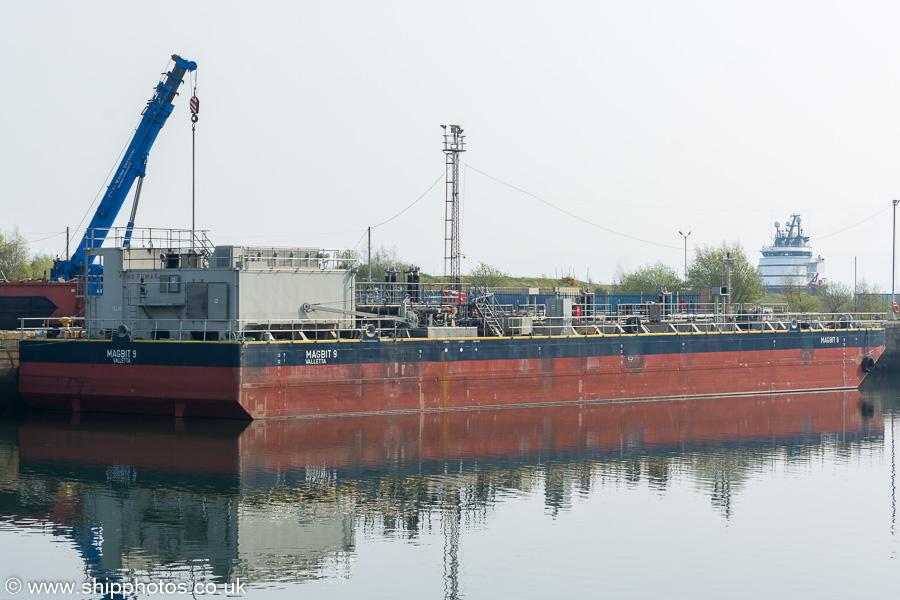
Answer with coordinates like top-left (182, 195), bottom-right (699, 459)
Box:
top-left (442, 125), bottom-right (465, 284)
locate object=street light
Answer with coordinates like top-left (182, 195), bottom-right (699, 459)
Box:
top-left (679, 230), bottom-right (691, 279)
top-left (723, 252), bottom-right (733, 298)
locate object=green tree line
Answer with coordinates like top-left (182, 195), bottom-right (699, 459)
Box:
top-left (614, 241), bottom-right (764, 303)
top-left (613, 240), bottom-right (887, 314)
top-left (355, 242), bottom-right (888, 314)
top-left (0, 227), bottom-right (54, 281)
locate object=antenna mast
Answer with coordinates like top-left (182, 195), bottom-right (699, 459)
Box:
top-left (442, 124), bottom-right (465, 282)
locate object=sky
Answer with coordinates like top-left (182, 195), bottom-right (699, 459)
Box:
top-left (3, 0), bottom-right (900, 290)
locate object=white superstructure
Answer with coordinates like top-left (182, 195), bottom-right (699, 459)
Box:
top-left (758, 215), bottom-right (824, 292)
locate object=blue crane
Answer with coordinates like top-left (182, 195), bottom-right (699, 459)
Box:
top-left (51, 54), bottom-right (197, 282)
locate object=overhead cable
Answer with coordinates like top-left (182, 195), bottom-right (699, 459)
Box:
top-left (465, 163), bottom-right (681, 250)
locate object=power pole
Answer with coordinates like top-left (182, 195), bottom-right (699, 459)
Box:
top-left (679, 230), bottom-right (691, 279)
top-left (723, 252), bottom-right (734, 315)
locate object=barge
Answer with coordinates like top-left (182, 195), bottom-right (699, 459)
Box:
top-left (17, 228), bottom-right (885, 419)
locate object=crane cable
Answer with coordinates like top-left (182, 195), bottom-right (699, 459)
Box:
top-left (190, 70), bottom-right (199, 245)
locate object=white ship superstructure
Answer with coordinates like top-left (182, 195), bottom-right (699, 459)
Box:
top-left (758, 214), bottom-right (824, 292)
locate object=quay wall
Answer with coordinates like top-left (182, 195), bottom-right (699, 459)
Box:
top-left (876, 321), bottom-right (900, 370)
top-left (0, 332), bottom-right (25, 412)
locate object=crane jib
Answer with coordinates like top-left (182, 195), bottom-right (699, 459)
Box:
top-left (51, 55), bottom-right (197, 283)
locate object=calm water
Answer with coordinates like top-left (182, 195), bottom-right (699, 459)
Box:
top-left (1, 380), bottom-right (899, 599)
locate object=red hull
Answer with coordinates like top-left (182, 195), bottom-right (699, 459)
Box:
top-left (20, 344), bottom-right (883, 419)
top-left (23, 364), bottom-right (247, 418)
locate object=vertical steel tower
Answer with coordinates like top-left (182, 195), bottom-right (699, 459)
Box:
top-left (442, 125), bottom-right (465, 282)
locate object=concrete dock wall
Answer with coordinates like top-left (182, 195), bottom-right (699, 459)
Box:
top-left (875, 321), bottom-right (900, 371)
top-left (0, 332), bottom-right (25, 412)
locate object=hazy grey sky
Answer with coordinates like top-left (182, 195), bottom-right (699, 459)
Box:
top-left (3, 1), bottom-right (899, 289)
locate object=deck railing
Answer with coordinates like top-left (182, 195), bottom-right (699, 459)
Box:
top-left (18, 307), bottom-right (886, 343)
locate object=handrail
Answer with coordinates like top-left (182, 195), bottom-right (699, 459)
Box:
top-left (85, 227), bottom-right (213, 252)
top-left (17, 311), bottom-right (886, 343)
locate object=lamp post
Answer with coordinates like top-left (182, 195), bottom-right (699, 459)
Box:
top-left (893, 200), bottom-right (899, 320)
top-left (679, 231), bottom-right (691, 280)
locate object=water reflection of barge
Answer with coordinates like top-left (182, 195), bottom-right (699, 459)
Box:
top-left (16, 391), bottom-right (882, 476)
top-left (5, 392), bottom-right (882, 582)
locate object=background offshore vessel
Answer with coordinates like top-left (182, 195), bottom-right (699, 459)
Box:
top-left (758, 214), bottom-right (825, 292)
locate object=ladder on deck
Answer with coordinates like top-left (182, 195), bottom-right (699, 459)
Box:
top-left (192, 231), bottom-right (216, 259)
top-left (473, 286), bottom-right (505, 336)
